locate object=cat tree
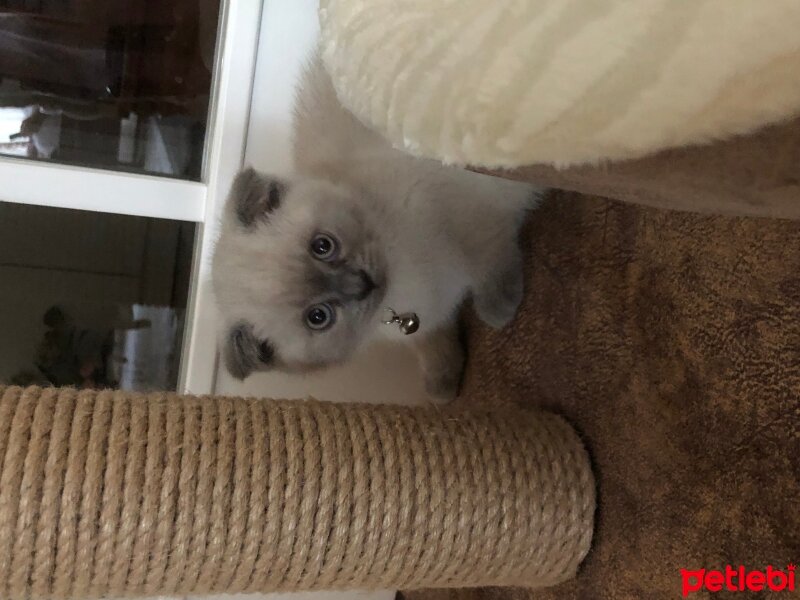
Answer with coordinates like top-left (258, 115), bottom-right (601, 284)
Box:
top-left (0, 385), bottom-right (594, 599)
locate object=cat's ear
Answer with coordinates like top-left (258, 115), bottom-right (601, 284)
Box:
top-left (229, 167), bottom-right (286, 228)
top-left (223, 323), bottom-right (275, 379)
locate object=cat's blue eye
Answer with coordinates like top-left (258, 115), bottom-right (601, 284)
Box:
top-left (309, 233), bottom-right (339, 261)
top-left (305, 303), bottom-right (335, 330)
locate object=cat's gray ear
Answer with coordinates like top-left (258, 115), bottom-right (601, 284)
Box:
top-left (223, 323), bottom-right (275, 379)
top-left (229, 167), bottom-right (285, 227)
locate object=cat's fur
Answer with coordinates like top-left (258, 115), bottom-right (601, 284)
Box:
top-left (212, 51), bottom-right (538, 398)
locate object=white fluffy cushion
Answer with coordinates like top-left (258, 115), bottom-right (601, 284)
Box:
top-left (320, 0), bottom-right (800, 168)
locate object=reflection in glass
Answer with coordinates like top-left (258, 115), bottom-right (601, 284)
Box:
top-left (0, 2), bottom-right (221, 179)
top-left (0, 201), bottom-right (196, 391)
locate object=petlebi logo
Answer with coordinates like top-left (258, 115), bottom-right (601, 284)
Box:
top-left (681, 564), bottom-right (796, 596)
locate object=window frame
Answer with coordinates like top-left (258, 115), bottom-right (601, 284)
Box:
top-left (0, 0), bottom-right (264, 395)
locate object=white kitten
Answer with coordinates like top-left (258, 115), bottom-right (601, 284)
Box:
top-left (212, 50), bottom-right (539, 397)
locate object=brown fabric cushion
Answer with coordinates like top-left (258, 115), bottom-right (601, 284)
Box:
top-left (476, 116), bottom-right (800, 220)
top-left (403, 190), bottom-right (800, 599)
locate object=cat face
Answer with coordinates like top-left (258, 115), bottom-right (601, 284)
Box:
top-left (212, 168), bottom-right (387, 379)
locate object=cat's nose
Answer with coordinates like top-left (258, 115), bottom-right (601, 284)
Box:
top-left (356, 269), bottom-right (376, 300)
top-left (332, 268), bottom-right (376, 301)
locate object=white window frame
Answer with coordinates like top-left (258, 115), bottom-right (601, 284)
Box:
top-left (0, 0), bottom-right (264, 396)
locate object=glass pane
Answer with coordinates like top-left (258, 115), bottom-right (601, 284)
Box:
top-left (0, 201), bottom-right (196, 391)
top-left (0, 2), bottom-right (221, 180)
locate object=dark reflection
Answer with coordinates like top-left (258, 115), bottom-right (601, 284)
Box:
top-left (0, 201), bottom-right (196, 391)
top-left (0, 2), bottom-right (220, 179)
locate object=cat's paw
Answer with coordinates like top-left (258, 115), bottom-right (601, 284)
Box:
top-left (414, 323), bottom-right (466, 403)
top-left (423, 360), bottom-right (464, 401)
top-left (474, 254), bottom-right (524, 329)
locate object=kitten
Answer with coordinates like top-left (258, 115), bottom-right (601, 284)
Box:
top-left (212, 51), bottom-right (539, 398)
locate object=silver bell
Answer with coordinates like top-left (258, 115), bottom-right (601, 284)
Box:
top-left (383, 308), bottom-right (420, 335)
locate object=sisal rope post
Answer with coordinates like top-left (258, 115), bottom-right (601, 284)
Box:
top-left (0, 386), bottom-right (594, 598)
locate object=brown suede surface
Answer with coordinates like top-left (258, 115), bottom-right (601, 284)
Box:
top-left (403, 190), bottom-right (800, 599)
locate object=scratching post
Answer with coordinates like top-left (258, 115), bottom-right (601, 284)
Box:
top-left (0, 386), bottom-right (594, 598)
